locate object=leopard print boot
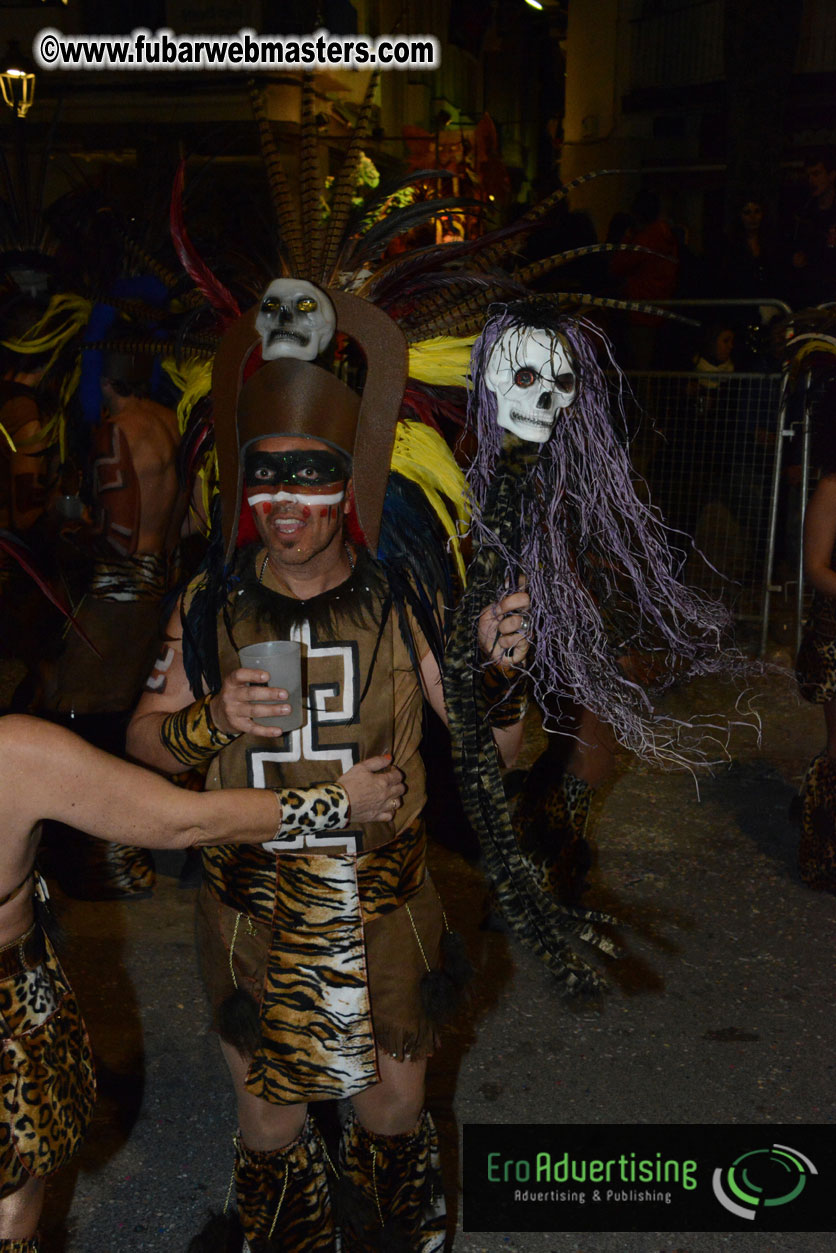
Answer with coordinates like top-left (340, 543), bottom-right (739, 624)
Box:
top-left (337, 1109), bottom-right (446, 1252)
top-left (0, 1239), bottom-right (41, 1250)
top-left (799, 752), bottom-right (836, 892)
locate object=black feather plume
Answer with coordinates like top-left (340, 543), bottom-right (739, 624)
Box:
top-left (186, 1210), bottom-right (244, 1252)
top-left (377, 472), bottom-right (456, 675)
top-left (216, 987), bottom-right (262, 1056)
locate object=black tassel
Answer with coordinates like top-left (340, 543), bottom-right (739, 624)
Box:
top-left (419, 928), bottom-right (474, 1026)
top-left (332, 1173), bottom-right (376, 1235)
top-left (440, 929), bottom-right (474, 989)
top-left (419, 969), bottom-right (461, 1026)
top-left (334, 1178), bottom-right (414, 1252)
top-left (216, 988), bottom-right (262, 1055)
top-left (247, 1237), bottom-right (284, 1253)
top-left (186, 1209), bottom-right (244, 1252)
top-left (379, 1217), bottom-right (414, 1252)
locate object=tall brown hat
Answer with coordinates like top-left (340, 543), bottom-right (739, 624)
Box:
top-left (212, 286), bottom-right (408, 564)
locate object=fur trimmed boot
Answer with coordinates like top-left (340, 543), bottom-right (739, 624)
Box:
top-left (337, 1109), bottom-right (446, 1252)
top-left (189, 1118), bottom-right (336, 1252)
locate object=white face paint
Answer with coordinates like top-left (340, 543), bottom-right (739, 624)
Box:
top-left (484, 327), bottom-right (576, 442)
top-left (255, 279), bottom-right (336, 361)
top-left (246, 487), bottom-right (346, 510)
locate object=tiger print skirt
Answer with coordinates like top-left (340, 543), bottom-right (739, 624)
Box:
top-left (196, 864), bottom-right (444, 1105)
top-left (0, 925), bottom-right (96, 1198)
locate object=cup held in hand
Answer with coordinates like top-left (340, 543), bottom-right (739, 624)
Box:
top-left (239, 640), bottom-right (303, 731)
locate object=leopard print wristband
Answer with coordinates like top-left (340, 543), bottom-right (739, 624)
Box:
top-left (482, 664), bottom-right (530, 728)
top-left (159, 694), bottom-right (240, 765)
top-left (271, 783), bottom-right (351, 838)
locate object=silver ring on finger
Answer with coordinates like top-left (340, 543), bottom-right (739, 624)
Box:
top-left (520, 613), bottom-right (531, 633)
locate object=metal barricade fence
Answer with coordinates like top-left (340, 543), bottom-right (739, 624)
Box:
top-left (623, 370), bottom-right (785, 633)
top-left (763, 368), bottom-right (813, 661)
top-left (616, 298), bottom-right (797, 656)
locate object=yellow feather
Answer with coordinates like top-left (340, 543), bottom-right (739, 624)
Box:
top-left (162, 356), bottom-right (214, 433)
top-left (160, 356), bottom-right (217, 535)
top-left (391, 421), bottom-right (470, 584)
top-left (407, 335), bottom-right (475, 388)
top-left (1, 294), bottom-right (92, 375)
top-left (26, 355), bottom-right (81, 465)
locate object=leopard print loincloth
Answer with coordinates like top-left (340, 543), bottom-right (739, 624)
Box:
top-left (0, 926), bottom-right (96, 1198)
top-left (799, 753), bottom-right (836, 892)
top-left (796, 632), bottom-right (836, 705)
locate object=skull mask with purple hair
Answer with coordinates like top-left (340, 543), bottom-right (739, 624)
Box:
top-left (484, 325), bottom-right (577, 443)
top-left (465, 300), bottom-right (745, 769)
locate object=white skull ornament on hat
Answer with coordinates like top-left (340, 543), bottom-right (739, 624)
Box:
top-left (255, 278), bottom-right (336, 361)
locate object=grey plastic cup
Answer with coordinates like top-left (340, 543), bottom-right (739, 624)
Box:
top-left (238, 640), bottom-right (303, 731)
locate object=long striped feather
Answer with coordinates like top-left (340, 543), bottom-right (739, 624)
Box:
top-left (342, 197), bottom-right (482, 273)
top-left (512, 242), bottom-right (667, 286)
top-left (248, 80), bottom-right (302, 273)
top-left (419, 291), bottom-right (698, 342)
top-left (320, 71), bottom-right (381, 282)
top-left (339, 167), bottom-right (450, 240)
top-left (388, 270), bottom-right (526, 330)
top-left (299, 73), bottom-right (322, 279)
top-left (358, 211), bottom-right (540, 306)
top-left (120, 235), bottom-right (198, 303)
top-left (471, 168), bottom-right (635, 272)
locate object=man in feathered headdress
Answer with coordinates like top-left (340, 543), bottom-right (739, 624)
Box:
top-left (126, 286), bottom-right (529, 1252)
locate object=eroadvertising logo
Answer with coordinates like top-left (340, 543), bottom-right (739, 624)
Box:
top-left (463, 1125), bottom-right (834, 1233)
top-left (712, 1143), bottom-right (817, 1220)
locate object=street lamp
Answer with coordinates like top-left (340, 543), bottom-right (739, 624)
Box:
top-left (0, 41), bottom-right (36, 119)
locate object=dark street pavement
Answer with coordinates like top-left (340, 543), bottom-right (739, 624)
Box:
top-left (17, 667), bottom-right (836, 1253)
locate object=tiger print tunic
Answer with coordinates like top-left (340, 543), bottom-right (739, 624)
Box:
top-left (199, 551), bottom-right (443, 1105)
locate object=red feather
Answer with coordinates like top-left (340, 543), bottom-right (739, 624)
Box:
top-left (344, 481), bottom-right (367, 549)
top-left (170, 161), bottom-right (241, 326)
top-left (401, 383), bottom-right (466, 432)
top-left (0, 533), bottom-right (101, 657)
top-left (236, 496), bottom-right (260, 548)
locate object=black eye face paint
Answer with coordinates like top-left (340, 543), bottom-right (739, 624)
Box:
top-left (244, 450), bottom-right (348, 490)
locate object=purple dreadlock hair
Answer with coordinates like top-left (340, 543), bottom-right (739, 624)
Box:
top-left (467, 301), bottom-right (752, 769)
